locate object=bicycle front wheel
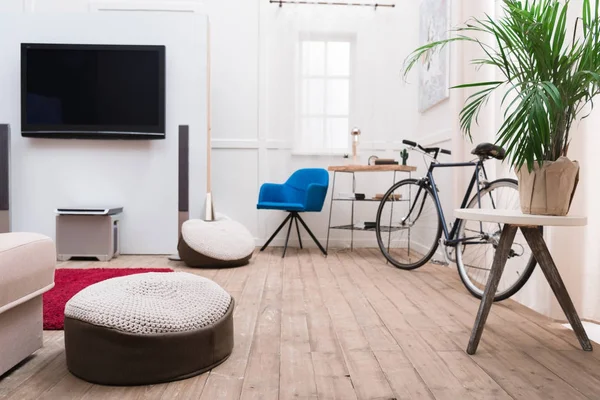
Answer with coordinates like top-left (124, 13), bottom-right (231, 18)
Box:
top-left (375, 179), bottom-right (442, 270)
top-left (455, 178), bottom-right (538, 301)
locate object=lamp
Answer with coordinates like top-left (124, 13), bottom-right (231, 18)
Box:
top-left (351, 127), bottom-right (361, 164)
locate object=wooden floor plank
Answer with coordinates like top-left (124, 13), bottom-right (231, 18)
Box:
top-left (345, 249), bottom-right (509, 399)
top-left (159, 374), bottom-right (209, 400)
top-left (524, 348), bottom-right (600, 399)
top-left (37, 373), bottom-right (94, 400)
top-left (3, 352), bottom-right (69, 400)
top-left (239, 352), bottom-right (279, 400)
top-left (373, 350), bottom-right (434, 400)
top-left (437, 351), bottom-right (512, 400)
top-left (414, 258), bottom-right (586, 352)
top-left (2, 249), bottom-right (600, 400)
top-left (473, 350), bottom-right (589, 400)
top-left (240, 249), bottom-right (281, 400)
top-left (311, 352), bottom-right (356, 400)
top-left (298, 250), bottom-right (341, 354)
top-left (390, 330), bottom-right (478, 400)
top-left (278, 249), bottom-right (317, 400)
top-left (0, 333), bottom-right (65, 398)
top-left (324, 251), bottom-right (396, 399)
top-left (199, 250), bottom-right (270, 400)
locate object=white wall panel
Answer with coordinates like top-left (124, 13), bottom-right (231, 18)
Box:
top-left (204, 0), bottom-right (259, 141)
top-left (30, 0), bottom-right (89, 11)
top-left (211, 148), bottom-right (259, 238)
top-left (0, 0), bottom-right (26, 12)
top-left (0, 12), bottom-right (207, 254)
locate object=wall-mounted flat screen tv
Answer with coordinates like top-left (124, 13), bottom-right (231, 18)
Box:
top-left (21, 43), bottom-right (165, 140)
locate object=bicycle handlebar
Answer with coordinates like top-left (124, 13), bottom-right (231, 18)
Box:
top-left (402, 139), bottom-right (452, 157)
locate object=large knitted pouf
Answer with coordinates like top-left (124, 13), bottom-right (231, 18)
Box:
top-left (178, 218), bottom-right (255, 268)
top-left (63, 272), bottom-right (234, 386)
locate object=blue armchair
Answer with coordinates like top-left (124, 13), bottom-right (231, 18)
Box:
top-left (257, 168), bottom-right (329, 257)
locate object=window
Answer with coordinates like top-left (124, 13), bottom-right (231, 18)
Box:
top-left (297, 37), bottom-right (353, 154)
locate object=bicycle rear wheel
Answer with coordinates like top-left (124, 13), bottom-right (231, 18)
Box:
top-left (375, 179), bottom-right (442, 270)
top-left (455, 178), bottom-right (538, 301)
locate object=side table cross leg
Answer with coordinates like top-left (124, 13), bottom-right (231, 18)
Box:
top-left (467, 224), bottom-right (518, 355)
top-left (520, 226), bottom-right (593, 352)
top-left (467, 222), bottom-right (593, 355)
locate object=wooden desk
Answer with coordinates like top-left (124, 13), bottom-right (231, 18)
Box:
top-left (326, 164), bottom-right (416, 252)
top-left (328, 165), bottom-right (417, 173)
top-left (454, 208), bottom-right (592, 355)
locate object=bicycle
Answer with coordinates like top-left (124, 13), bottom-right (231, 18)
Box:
top-left (375, 139), bottom-right (539, 301)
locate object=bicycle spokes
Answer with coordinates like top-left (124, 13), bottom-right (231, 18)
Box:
top-left (456, 180), bottom-right (537, 301)
top-left (376, 180), bottom-right (442, 269)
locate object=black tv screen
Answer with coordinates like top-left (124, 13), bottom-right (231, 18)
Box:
top-left (21, 43), bottom-right (165, 139)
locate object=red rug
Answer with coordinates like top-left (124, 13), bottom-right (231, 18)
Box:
top-left (43, 268), bottom-right (173, 330)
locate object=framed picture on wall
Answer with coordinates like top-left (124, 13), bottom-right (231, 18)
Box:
top-left (418, 0), bottom-right (451, 112)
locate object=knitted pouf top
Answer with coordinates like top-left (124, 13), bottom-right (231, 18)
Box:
top-left (64, 272), bottom-right (232, 335)
top-left (181, 219), bottom-right (255, 261)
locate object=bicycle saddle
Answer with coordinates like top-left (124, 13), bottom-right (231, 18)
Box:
top-left (471, 143), bottom-right (506, 160)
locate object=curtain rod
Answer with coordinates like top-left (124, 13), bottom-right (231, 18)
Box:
top-left (270, 0), bottom-right (395, 8)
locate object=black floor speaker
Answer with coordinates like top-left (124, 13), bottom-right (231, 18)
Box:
top-left (170, 125), bottom-right (189, 261)
top-left (0, 125), bottom-right (9, 233)
top-left (178, 125), bottom-right (189, 234)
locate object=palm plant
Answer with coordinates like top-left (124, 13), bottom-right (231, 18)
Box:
top-left (404, 0), bottom-right (600, 172)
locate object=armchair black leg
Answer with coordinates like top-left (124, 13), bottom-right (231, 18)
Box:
top-left (295, 216), bottom-right (303, 249)
top-left (261, 211), bottom-right (327, 257)
top-left (296, 213), bottom-right (327, 256)
top-left (282, 215), bottom-right (294, 258)
top-left (261, 213), bottom-right (292, 251)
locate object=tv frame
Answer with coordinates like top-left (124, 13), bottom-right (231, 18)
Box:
top-left (20, 43), bottom-right (166, 140)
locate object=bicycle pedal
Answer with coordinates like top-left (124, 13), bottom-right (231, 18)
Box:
top-left (430, 259), bottom-right (449, 266)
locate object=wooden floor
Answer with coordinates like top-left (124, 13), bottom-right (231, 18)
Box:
top-left (2, 248), bottom-right (600, 399)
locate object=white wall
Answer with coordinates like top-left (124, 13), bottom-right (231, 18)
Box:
top-left (0, 0), bottom-right (447, 253)
top-left (0, 9), bottom-right (208, 254)
top-left (189, 0), bottom-right (428, 249)
top-left (0, 0), bottom-right (482, 255)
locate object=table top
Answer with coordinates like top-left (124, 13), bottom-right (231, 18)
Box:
top-left (328, 164), bottom-right (417, 172)
top-left (454, 209), bottom-right (587, 227)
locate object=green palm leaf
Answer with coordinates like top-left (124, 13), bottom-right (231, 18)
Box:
top-left (403, 0), bottom-right (600, 172)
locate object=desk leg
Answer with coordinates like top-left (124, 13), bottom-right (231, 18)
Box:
top-left (467, 224), bottom-right (518, 355)
top-left (325, 172), bottom-right (337, 255)
top-left (520, 227), bottom-right (593, 352)
top-left (351, 172), bottom-right (355, 252)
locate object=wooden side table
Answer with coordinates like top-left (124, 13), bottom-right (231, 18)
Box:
top-left (326, 164), bottom-right (416, 252)
top-left (454, 208), bottom-right (592, 355)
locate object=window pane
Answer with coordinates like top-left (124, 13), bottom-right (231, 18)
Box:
top-left (302, 79), bottom-right (325, 115)
top-left (326, 118), bottom-right (348, 149)
top-left (301, 117), bottom-right (324, 149)
top-left (326, 80), bottom-right (349, 115)
top-left (327, 42), bottom-right (351, 76)
top-left (302, 41), bottom-right (325, 76)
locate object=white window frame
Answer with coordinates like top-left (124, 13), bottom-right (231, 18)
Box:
top-left (294, 33), bottom-right (356, 156)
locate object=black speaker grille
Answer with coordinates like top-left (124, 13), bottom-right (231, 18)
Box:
top-left (178, 125), bottom-right (189, 212)
top-left (0, 125), bottom-right (9, 211)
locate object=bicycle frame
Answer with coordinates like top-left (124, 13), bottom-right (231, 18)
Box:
top-left (410, 158), bottom-right (493, 247)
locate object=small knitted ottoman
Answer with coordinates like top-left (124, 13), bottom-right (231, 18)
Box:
top-left (63, 272), bottom-right (234, 386)
top-left (178, 218), bottom-right (255, 268)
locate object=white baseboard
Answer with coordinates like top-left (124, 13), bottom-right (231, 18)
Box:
top-left (255, 237), bottom-right (379, 249)
top-left (562, 321), bottom-right (600, 345)
top-left (254, 236), bottom-right (444, 260)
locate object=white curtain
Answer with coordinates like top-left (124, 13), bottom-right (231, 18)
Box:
top-left (259, 1), bottom-right (386, 155)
